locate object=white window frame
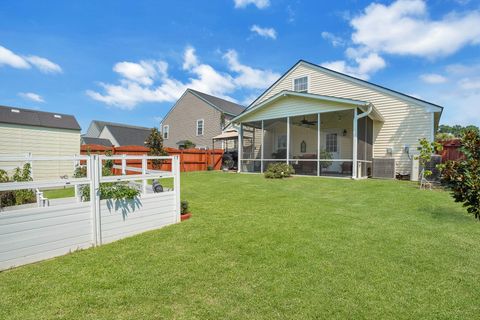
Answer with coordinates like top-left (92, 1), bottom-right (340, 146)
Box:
top-left (163, 125), bottom-right (169, 140)
top-left (196, 119), bottom-right (204, 136)
top-left (292, 76), bottom-right (309, 93)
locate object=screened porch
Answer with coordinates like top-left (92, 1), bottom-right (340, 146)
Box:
top-left (239, 109), bottom-right (374, 178)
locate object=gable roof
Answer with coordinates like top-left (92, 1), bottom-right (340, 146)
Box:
top-left (0, 105), bottom-right (81, 131)
top-left (81, 136), bottom-right (113, 147)
top-left (188, 89), bottom-right (246, 116)
top-left (101, 124), bottom-right (151, 146)
top-left (232, 90), bottom-right (385, 123)
top-left (248, 60), bottom-right (444, 113)
top-left (89, 120), bottom-right (151, 134)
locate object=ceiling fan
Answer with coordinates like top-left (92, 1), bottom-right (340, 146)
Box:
top-left (298, 116), bottom-right (316, 126)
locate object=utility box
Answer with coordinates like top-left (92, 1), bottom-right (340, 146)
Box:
top-left (372, 158), bottom-right (396, 179)
top-left (411, 157), bottom-right (420, 181)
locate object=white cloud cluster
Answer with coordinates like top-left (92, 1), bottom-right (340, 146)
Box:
top-left (234, 0), bottom-right (270, 9)
top-left (87, 47), bottom-right (280, 109)
top-left (0, 45), bottom-right (62, 74)
top-left (420, 73), bottom-right (447, 84)
top-left (321, 0), bottom-right (480, 80)
top-left (250, 25), bottom-right (277, 39)
top-left (351, 0), bottom-right (480, 57)
top-left (18, 92), bottom-right (45, 103)
top-left (321, 32), bottom-right (344, 47)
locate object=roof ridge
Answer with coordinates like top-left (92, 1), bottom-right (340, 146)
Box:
top-left (0, 104), bottom-right (76, 118)
top-left (188, 88), bottom-right (245, 108)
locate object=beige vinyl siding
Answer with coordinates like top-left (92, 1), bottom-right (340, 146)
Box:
top-left (162, 91), bottom-right (223, 148)
top-left (255, 64), bottom-right (434, 173)
top-left (0, 123), bottom-right (80, 180)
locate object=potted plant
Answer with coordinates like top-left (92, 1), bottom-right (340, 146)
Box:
top-left (180, 200), bottom-right (192, 221)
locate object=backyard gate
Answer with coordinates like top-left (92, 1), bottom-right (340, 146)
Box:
top-left (0, 155), bottom-right (180, 271)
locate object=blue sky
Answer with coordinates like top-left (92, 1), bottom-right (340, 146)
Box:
top-left (1, 0), bottom-right (479, 132)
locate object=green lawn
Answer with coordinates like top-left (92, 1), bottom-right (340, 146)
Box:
top-left (1, 172), bottom-right (479, 319)
top-left (42, 187), bottom-right (75, 199)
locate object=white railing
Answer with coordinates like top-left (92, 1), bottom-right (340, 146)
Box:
top-left (0, 154), bottom-right (181, 270)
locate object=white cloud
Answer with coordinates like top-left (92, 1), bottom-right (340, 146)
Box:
top-left (322, 52), bottom-right (386, 80)
top-left (0, 45), bottom-right (62, 74)
top-left (250, 25), bottom-right (277, 39)
top-left (18, 92), bottom-right (45, 103)
top-left (113, 60), bottom-right (166, 86)
top-left (87, 47), bottom-right (278, 109)
top-left (321, 31), bottom-right (345, 47)
top-left (0, 46), bottom-right (30, 69)
top-left (350, 0), bottom-right (480, 57)
top-left (223, 49), bottom-right (280, 88)
top-left (183, 46), bottom-right (199, 70)
top-left (458, 78), bottom-right (480, 91)
top-left (420, 73), bottom-right (448, 84)
top-left (24, 56), bottom-right (62, 74)
top-left (234, 0), bottom-right (270, 9)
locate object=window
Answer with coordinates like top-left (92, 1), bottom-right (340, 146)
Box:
top-left (163, 125), bottom-right (169, 139)
top-left (326, 133), bottom-right (338, 153)
top-left (196, 119), bottom-right (204, 136)
top-left (293, 76), bottom-right (308, 93)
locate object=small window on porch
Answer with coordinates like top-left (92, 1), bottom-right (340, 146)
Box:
top-left (325, 133), bottom-right (338, 153)
top-left (293, 76), bottom-right (308, 93)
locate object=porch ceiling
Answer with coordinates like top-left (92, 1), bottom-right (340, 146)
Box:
top-left (232, 90), bottom-right (383, 123)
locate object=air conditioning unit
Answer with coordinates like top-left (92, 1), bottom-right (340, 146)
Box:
top-left (372, 158), bottom-right (396, 179)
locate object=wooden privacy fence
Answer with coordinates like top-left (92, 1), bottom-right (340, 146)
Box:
top-left (81, 145), bottom-right (224, 172)
top-left (438, 139), bottom-right (464, 162)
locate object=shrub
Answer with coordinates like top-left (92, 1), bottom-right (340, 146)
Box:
top-left (264, 163), bottom-right (295, 179)
top-left (417, 138), bottom-right (442, 178)
top-left (441, 130), bottom-right (480, 220)
top-left (0, 164), bottom-right (36, 208)
top-left (181, 200), bottom-right (189, 214)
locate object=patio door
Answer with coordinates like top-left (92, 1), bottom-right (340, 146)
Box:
top-left (323, 129), bottom-right (341, 172)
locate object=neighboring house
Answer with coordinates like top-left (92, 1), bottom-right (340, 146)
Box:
top-left (82, 120), bottom-right (152, 147)
top-left (232, 60), bottom-right (443, 178)
top-left (0, 105), bottom-right (81, 180)
top-left (161, 89), bottom-right (245, 149)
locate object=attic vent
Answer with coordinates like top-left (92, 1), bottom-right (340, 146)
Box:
top-left (11, 109), bottom-right (20, 113)
top-left (372, 158), bottom-right (396, 179)
top-left (54, 114), bottom-right (62, 119)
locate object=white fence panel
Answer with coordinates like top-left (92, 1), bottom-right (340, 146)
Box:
top-left (100, 192), bottom-right (176, 244)
top-left (0, 155), bottom-right (181, 271)
top-left (0, 202), bottom-right (92, 270)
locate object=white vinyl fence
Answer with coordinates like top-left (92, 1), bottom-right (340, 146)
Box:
top-left (0, 155), bottom-right (180, 271)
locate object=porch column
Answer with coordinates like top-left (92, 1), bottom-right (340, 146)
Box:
top-left (238, 123), bottom-right (243, 173)
top-left (317, 113), bottom-right (321, 176)
top-left (352, 108), bottom-right (358, 179)
top-left (261, 120), bottom-right (264, 173)
top-left (286, 116), bottom-right (290, 165)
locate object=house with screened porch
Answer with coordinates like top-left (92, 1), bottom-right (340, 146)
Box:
top-left (231, 60), bottom-right (443, 178)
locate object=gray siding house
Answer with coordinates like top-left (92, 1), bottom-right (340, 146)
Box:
top-left (82, 120), bottom-right (152, 147)
top-left (161, 89), bottom-right (245, 149)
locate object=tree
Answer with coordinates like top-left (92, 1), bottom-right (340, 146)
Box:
top-left (441, 130), bottom-right (480, 220)
top-left (437, 124), bottom-right (479, 138)
top-left (144, 128), bottom-right (168, 169)
top-left (417, 138), bottom-right (442, 178)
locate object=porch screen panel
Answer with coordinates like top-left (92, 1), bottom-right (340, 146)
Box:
top-left (241, 121), bottom-right (262, 173)
top-left (289, 114), bottom-right (318, 176)
top-left (263, 118), bottom-right (287, 161)
top-left (319, 110), bottom-right (354, 177)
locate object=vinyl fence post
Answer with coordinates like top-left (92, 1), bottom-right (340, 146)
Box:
top-left (90, 155), bottom-right (102, 246)
top-left (74, 154), bottom-right (80, 202)
top-left (173, 156), bottom-right (181, 223)
top-left (89, 155), bottom-right (98, 246)
top-left (121, 154), bottom-right (126, 175)
top-left (142, 157), bottom-right (147, 195)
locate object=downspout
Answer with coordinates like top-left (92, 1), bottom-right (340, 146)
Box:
top-left (353, 103), bottom-right (373, 179)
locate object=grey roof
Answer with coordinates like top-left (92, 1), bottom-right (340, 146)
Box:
top-left (189, 89), bottom-right (245, 116)
top-left (81, 136), bottom-right (113, 147)
top-left (0, 105), bottom-right (81, 130)
top-left (104, 124), bottom-right (152, 146)
top-left (90, 120), bottom-right (151, 134)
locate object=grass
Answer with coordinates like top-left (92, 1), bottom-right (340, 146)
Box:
top-left (1, 172), bottom-right (479, 319)
top-left (42, 187), bottom-right (75, 199)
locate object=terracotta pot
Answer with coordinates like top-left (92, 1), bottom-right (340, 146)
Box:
top-left (181, 212), bottom-right (192, 221)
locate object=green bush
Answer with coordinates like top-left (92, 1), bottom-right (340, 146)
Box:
top-left (0, 164), bottom-right (36, 208)
top-left (264, 163), bottom-right (295, 179)
top-left (181, 200), bottom-right (189, 214)
top-left (441, 130), bottom-right (480, 220)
